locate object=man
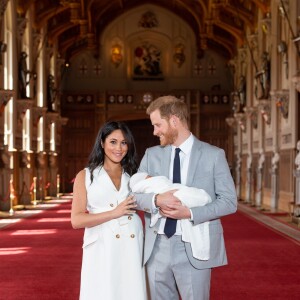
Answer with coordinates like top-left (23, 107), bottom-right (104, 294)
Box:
top-left (135, 95), bottom-right (237, 300)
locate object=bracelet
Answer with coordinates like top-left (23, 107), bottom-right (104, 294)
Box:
top-left (154, 194), bottom-right (160, 208)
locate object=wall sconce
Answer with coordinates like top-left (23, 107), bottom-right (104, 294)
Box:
top-left (173, 43), bottom-right (185, 67)
top-left (111, 44), bottom-right (123, 67)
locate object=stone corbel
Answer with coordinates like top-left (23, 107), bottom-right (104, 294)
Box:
top-left (32, 106), bottom-right (47, 127)
top-left (234, 112), bottom-right (246, 132)
top-left (0, 89), bottom-right (13, 113)
top-left (17, 98), bottom-right (34, 114)
top-left (45, 111), bottom-right (59, 127)
top-left (16, 99), bottom-right (34, 130)
top-left (258, 100), bottom-right (271, 125)
top-left (272, 89), bottom-right (289, 119)
top-left (243, 106), bottom-right (258, 129)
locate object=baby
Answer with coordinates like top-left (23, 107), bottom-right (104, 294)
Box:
top-left (130, 172), bottom-right (212, 260)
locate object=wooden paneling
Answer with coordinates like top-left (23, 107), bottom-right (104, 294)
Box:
top-left (279, 149), bottom-right (294, 193)
top-left (61, 106), bottom-right (96, 192)
top-left (199, 104), bottom-right (231, 159)
top-left (263, 153), bottom-right (272, 189)
top-left (126, 119), bottom-right (158, 164)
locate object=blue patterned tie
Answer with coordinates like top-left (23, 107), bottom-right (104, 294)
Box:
top-left (164, 148), bottom-right (181, 238)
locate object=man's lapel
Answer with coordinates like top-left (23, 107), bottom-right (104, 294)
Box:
top-left (161, 145), bottom-right (172, 178)
top-left (186, 138), bottom-right (203, 186)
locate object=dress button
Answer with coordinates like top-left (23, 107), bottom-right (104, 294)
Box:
top-left (130, 234), bottom-right (135, 238)
top-left (154, 230), bottom-right (157, 234)
top-left (110, 203), bottom-right (114, 207)
top-left (128, 216), bottom-right (132, 220)
top-left (116, 234), bottom-right (120, 238)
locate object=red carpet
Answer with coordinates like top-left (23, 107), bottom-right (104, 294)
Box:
top-left (1, 203), bottom-right (300, 299)
top-left (210, 211), bottom-right (300, 300)
top-left (0, 201), bottom-right (83, 300)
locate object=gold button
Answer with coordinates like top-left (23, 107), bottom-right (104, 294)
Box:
top-left (128, 216), bottom-right (132, 220)
top-left (110, 203), bottom-right (114, 207)
top-left (116, 234), bottom-right (120, 238)
top-left (130, 234), bottom-right (135, 238)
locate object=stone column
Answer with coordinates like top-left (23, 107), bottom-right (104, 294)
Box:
top-left (18, 150), bottom-right (31, 206)
top-left (235, 154), bottom-right (241, 199)
top-left (36, 152), bottom-right (46, 202)
top-left (0, 146), bottom-right (12, 211)
top-left (48, 152), bottom-right (58, 197)
top-left (256, 150), bottom-right (265, 207)
top-left (245, 153), bottom-right (252, 203)
top-left (294, 141), bottom-right (300, 216)
top-left (270, 148), bottom-right (280, 210)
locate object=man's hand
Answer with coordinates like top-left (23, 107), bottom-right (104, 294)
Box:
top-left (156, 190), bottom-right (181, 209)
top-left (160, 204), bottom-right (191, 220)
top-left (156, 190), bottom-right (191, 220)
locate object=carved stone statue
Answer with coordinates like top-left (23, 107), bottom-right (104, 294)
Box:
top-left (238, 75), bottom-right (246, 107)
top-left (295, 141), bottom-right (300, 171)
top-left (18, 51), bottom-right (30, 99)
top-left (271, 148), bottom-right (280, 171)
top-left (47, 74), bottom-right (55, 112)
top-left (258, 149), bottom-right (265, 170)
top-left (257, 51), bottom-right (270, 99)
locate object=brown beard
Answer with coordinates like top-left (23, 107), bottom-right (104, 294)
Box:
top-left (160, 124), bottom-right (178, 146)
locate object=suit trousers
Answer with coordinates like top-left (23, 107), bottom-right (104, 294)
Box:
top-left (146, 234), bottom-right (211, 300)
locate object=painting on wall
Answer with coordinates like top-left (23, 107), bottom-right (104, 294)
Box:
top-left (133, 43), bottom-right (163, 80)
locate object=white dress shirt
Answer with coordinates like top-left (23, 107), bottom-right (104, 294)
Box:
top-left (155, 133), bottom-right (194, 235)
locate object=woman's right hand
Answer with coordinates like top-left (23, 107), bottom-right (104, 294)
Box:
top-left (112, 195), bottom-right (137, 219)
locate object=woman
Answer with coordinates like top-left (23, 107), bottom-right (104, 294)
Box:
top-left (71, 121), bottom-right (147, 300)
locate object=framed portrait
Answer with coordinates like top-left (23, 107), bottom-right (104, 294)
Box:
top-left (132, 43), bottom-right (164, 80)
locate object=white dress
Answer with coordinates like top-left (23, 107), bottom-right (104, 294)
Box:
top-left (79, 167), bottom-right (147, 300)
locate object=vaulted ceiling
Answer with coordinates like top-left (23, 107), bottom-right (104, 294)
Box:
top-left (17, 0), bottom-right (271, 60)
